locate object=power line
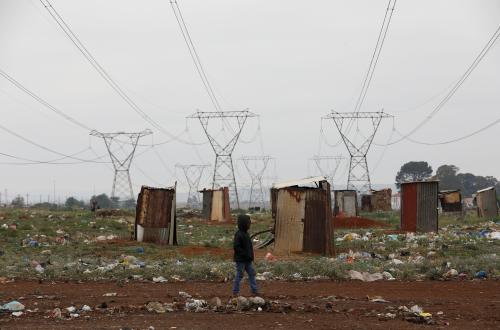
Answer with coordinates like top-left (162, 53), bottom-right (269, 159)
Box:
top-left (0, 68), bottom-right (92, 131)
top-left (387, 22), bottom-right (500, 145)
top-left (0, 123), bottom-right (109, 163)
top-left (353, 0), bottom-right (397, 114)
top-left (391, 118), bottom-right (500, 146)
top-left (169, 0), bottom-right (222, 112)
top-left (38, 0), bottom-right (196, 145)
top-left (0, 147), bottom-right (105, 165)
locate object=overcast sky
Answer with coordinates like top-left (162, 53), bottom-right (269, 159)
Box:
top-left (0, 0), bottom-right (499, 203)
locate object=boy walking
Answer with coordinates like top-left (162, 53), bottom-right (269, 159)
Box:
top-left (232, 214), bottom-right (258, 296)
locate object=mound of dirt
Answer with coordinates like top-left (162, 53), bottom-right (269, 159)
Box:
top-left (332, 216), bottom-right (389, 229)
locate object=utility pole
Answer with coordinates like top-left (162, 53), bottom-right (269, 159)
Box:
top-left (309, 155), bottom-right (344, 188)
top-left (240, 156), bottom-right (272, 210)
top-left (187, 110), bottom-right (257, 209)
top-left (323, 111), bottom-right (392, 193)
top-left (90, 130), bottom-right (152, 205)
top-left (175, 164), bottom-right (209, 209)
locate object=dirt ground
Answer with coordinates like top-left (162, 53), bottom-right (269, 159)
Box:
top-left (1, 280), bottom-right (499, 329)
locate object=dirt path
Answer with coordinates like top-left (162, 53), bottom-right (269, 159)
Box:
top-left (1, 280), bottom-right (499, 329)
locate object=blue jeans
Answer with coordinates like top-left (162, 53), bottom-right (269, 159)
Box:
top-left (232, 262), bottom-right (258, 294)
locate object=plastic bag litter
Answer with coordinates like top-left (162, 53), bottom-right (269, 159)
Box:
top-left (347, 270), bottom-right (383, 282)
top-left (185, 299), bottom-right (207, 312)
top-left (336, 233), bottom-right (361, 241)
top-left (410, 305), bottom-right (423, 314)
top-left (486, 232), bottom-right (500, 240)
top-left (152, 276), bottom-right (167, 283)
top-left (1, 301), bottom-right (25, 311)
top-left (382, 271), bottom-right (395, 281)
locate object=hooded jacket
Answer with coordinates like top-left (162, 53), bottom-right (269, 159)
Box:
top-left (233, 214), bottom-right (254, 262)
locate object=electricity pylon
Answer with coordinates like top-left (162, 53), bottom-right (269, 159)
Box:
top-left (187, 110), bottom-right (257, 209)
top-left (323, 111), bottom-right (392, 193)
top-left (90, 130), bottom-right (152, 203)
top-left (309, 155), bottom-right (344, 187)
top-left (240, 155), bottom-right (272, 210)
top-left (175, 164), bottom-right (209, 209)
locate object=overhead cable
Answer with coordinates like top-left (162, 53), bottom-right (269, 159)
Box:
top-left (386, 22), bottom-right (500, 145)
top-left (39, 0), bottom-right (197, 145)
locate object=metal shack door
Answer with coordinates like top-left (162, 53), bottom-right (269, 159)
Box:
top-left (416, 182), bottom-right (438, 232)
top-left (344, 195), bottom-right (357, 217)
top-left (303, 189), bottom-right (327, 254)
top-left (202, 191), bottom-right (212, 219)
top-left (478, 190), bottom-right (498, 217)
top-left (211, 190), bottom-right (224, 222)
top-left (274, 189), bottom-right (305, 254)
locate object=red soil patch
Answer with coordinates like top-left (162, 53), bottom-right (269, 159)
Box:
top-left (332, 216), bottom-right (389, 229)
top-left (178, 246), bottom-right (233, 258)
top-left (1, 280), bottom-right (499, 329)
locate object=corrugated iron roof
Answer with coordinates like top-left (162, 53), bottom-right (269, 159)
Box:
top-left (477, 186), bottom-right (496, 193)
top-left (400, 180), bottom-right (439, 185)
top-left (272, 176), bottom-right (327, 189)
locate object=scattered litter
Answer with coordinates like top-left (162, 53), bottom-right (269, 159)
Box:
top-left (444, 269), bottom-right (458, 278)
top-left (185, 299), bottom-right (208, 312)
top-left (50, 308), bottom-right (62, 318)
top-left (152, 276), bottom-right (167, 283)
top-left (179, 291), bottom-right (192, 299)
top-left (367, 295), bottom-right (389, 303)
top-left (66, 306), bottom-right (76, 313)
top-left (1, 301), bottom-right (25, 312)
top-left (103, 292), bottom-right (117, 297)
top-left (11, 311), bottom-right (23, 317)
top-left (81, 305), bottom-right (92, 312)
top-left (475, 270), bottom-right (487, 279)
top-left (265, 252), bottom-right (276, 262)
top-left (348, 270), bottom-right (383, 282)
top-left (146, 301), bottom-right (166, 313)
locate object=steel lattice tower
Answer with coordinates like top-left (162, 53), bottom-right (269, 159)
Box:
top-left (175, 164), bottom-right (209, 209)
top-left (309, 155), bottom-right (344, 187)
top-left (90, 130), bottom-right (152, 203)
top-left (240, 156), bottom-right (272, 210)
top-left (187, 110), bottom-right (257, 209)
top-left (323, 111), bottom-right (392, 193)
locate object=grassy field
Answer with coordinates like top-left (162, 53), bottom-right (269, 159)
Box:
top-left (0, 208), bottom-right (498, 282)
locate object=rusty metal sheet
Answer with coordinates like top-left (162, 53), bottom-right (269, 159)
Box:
top-left (270, 188), bottom-right (278, 220)
top-left (303, 181), bottom-right (333, 256)
top-left (135, 185), bottom-right (176, 245)
top-left (223, 187), bottom-right (231, 221)
top-left (201, 190), bottom-right (212, 219)
top-left (361, 195), bottom-right (372, 212)
top-left (371, 188), bottom-right (392, 211)
top-left (401, 183), bottom-right (417, 232)
top-left (416, 181), bottom-right (438, 232)
top-left (476, 187), bottom-right (498, 217)
top-left (439, 190), bottom-right (462, 213)
top-left (274, 188), bottom-right (305, 254)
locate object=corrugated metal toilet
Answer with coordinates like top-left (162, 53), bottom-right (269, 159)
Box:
top-left (271, 177), bottom-right (333, 256)
top-left (400, 181), bottom-right (439, 232)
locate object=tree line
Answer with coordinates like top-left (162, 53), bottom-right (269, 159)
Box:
top-left (396, 161), bottom-right (500, 197)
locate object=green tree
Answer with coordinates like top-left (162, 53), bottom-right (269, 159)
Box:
top-left (395, 161), bottom-right (433, 188)
top-left (436, 165), bottom-right (461, 190)
top-left (65, 196), bottom-right (84, 209)
top-left (90, 193), bottom-right (112, 209)
top-left (11, 195), bottom-right (25, 208)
